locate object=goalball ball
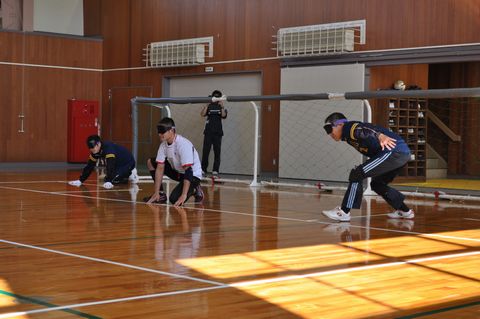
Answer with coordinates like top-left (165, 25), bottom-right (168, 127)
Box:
top-left (394, 80), bottom-right (406, 90)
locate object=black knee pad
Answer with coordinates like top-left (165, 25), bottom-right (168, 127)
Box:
top-left (370, 179), bottom-right (382, 190)
top-left (348, 167), bottom-right (365, 183)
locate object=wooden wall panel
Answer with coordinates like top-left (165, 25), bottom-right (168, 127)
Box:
top-left (439, 62), bottom-right (480, 176)
top-left (26, 35), bottom-right (102, 69)
top-left (0, 65), bottom-right (22, 162)
top-left (101, 0), bottom-right (131, 69)
top-left (368, 64), bottom-right (429, 126)
top-left (114, 0), bottom-right (480, 173)
top-left (429, 62), bottom-right (480, 176)
top-left (4, 0), bottom-right (480, 169)
top-left (0, 31), bottom-right (102, 68)
top-left (0, 31), bottom-right (25, 62)
top-left (2, 68), bottom-right (102, 161)
top-left (83, 0), bottom-right (102, 36)
top-left (126, 0), bottom-right (480, 70)
top-left (0, 32), bottom-right (102, 162)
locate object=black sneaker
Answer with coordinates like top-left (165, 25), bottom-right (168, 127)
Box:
top-left (194, 185), bottom-right (204, 203)
top-left (143, 192), bottom-right (167, 204)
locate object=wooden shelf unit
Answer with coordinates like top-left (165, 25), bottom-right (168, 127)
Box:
top-left (386, 98), bottom-right (427, 180)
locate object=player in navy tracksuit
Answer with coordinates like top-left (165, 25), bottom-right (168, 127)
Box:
top-left (322, 112), bottom-right (414, 222)
top-left (68, 135), bottom-right (138, 189)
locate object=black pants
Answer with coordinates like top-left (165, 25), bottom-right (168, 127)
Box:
top-left (342, 152), bottom-right (410, 210)
top-left (150, 158), bottom-right (201, 204)
top-left (109, 161), bottom-right (135, 184)
top-left (201, 133), bottom-right (222, 173)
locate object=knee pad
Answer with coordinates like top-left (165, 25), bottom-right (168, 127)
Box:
top-left (348, 167), bottom-right (365, 183)
top-left (370, 179), bottom-right (382, 190)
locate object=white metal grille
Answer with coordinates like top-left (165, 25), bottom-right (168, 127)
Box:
top-left (144, 36), bottom-right (213, 68)
top-left (274, 20), bottom-right (366, 57)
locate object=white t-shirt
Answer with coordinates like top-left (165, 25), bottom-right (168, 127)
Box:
top-left (156, 134), bottom-right (202, 179)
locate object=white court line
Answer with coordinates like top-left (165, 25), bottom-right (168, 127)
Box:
top-left (464, 218), bottom-right (480, 222)
top-left (0, 181), bottom-right (68, 184)
top-left (1, 185), bottom-right (480, 243)
top-left (8, 179), bottom-right (480, 209)
top-left (232, 250), bottom-right (480, 287)
top-left (0, 238), bottom-right (224, 287)
top-left (0, 286), bottom-right (228, 318)
top-left (0, 250), bottom-right (478, 318)
top-left (58, 189), bottom-right (141, 194)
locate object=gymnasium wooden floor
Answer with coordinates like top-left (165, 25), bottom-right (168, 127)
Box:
top-left (0, 169), bottom-right (479, 319)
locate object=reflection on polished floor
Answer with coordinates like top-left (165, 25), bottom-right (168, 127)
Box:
top-left (0, 169), bottom-right (479, 318)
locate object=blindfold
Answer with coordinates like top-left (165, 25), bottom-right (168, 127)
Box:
top-left (87, 139), bottom-right (99, 148)
top-left (157, 124), bottom-right (175, 134)
top-left (323, 119), bottom-right (347, 134)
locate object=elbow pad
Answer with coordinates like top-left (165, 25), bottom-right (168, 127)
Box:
top-left (183, 166), bottom-right (193, 182)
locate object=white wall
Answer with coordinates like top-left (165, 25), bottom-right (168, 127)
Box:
top-left (279, 64), bottom-right (365, 182)
top-left (168, 73), bottom-right (262, 176)
top-left (2, 0), bottom-right (23, 30)
top-left (33, 0), bottom-right (83, 36)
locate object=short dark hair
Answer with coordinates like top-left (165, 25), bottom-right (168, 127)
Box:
top-left (209, 90), bottom-right (222, 98)
top-left (86, 135), bottom-right (101, 148)
top-left (158, 117), bottom-right (175, 127)
top-left (325, 112), bottom-right (347, 124)
top-left (157, 117), bottom-right (176, 134)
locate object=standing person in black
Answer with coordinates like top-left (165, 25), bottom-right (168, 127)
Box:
top-left (201, 90), bottom-right (227, 178)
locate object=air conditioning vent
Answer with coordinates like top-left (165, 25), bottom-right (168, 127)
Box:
top-left (144, 36), bottom-right (213, 68)
top-left (274, 20), bottom-right (366, 57)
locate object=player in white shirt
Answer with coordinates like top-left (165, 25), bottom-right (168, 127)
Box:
top-left (146, 117), bottom-right (204, 206)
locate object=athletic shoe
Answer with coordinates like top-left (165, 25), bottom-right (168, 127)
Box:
top-left (143, 192), bottom-right (167, 204)
top-left (387, 219), bottom-right (414, 231)
top-left (322, 207), bottom-right (351, 222)
top-left (129, 168), bottom-right (139, 184)
top-left (322, 222), bottom-right (351, 235)
top-left (194, 185), bottom-right (204, 203)
top-left (212, 171), bottom-right (219, 179)
top-left (387, 209), bottom-right (415, 219)
top-left (129, 185), bottom-right (139, 201)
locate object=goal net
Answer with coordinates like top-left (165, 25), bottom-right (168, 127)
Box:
top-left (132, 98), bottom-right (259, 180)
top-left (131, 88), bottom-right (480, 198)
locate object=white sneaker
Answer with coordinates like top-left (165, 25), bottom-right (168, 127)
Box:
top-left (128, 185), bottom-right (139, 201)
top-left (322, 223), bottom-right (351, 235)
top-left (322, 207), bottom-right (351, 222)
top-left (387, 209), bottom-right (415, 219)
top-left (387, 219), bottom-right (414, 231)
top-left (129, 168), bottom-right (139, 184)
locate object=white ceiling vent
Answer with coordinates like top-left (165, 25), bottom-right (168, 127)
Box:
top-left (274, 20), bottom-right (366, 57)
top-left (144, 36), bottom-right (213, 68)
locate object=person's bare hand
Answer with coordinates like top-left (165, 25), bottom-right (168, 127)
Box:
top-left (174, 194), bottom-right (187, 207)
top-left (379, 133), bottom-right (396, 150)
top-left (147, 193), bottom-right (160, 204)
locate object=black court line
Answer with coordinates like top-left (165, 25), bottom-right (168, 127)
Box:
top-left (395, 300), bottom-right (480, 318)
